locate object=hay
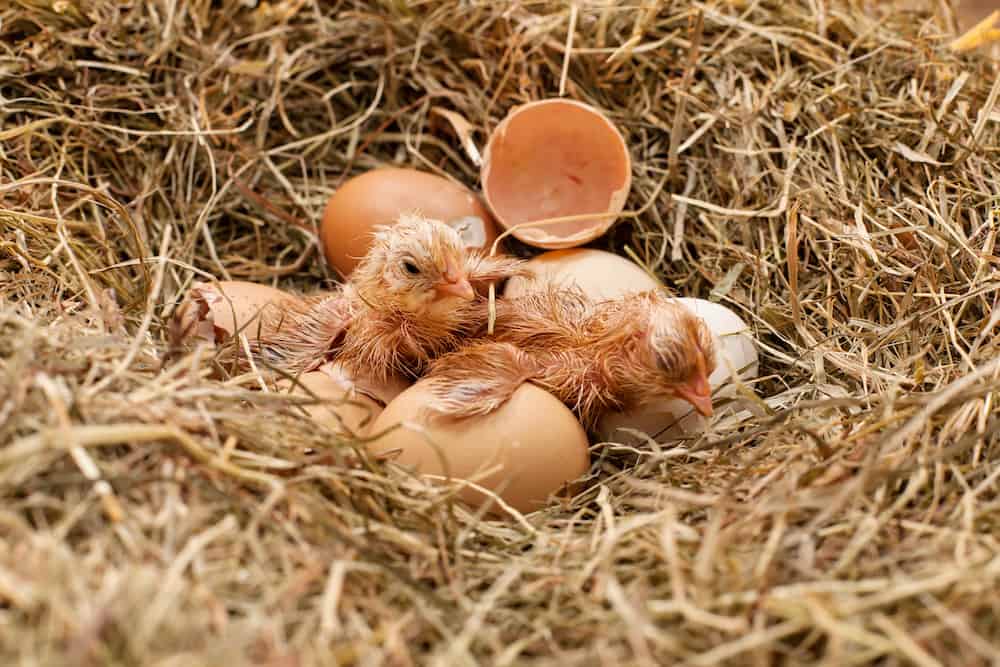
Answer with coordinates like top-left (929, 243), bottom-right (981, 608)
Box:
top-left (2, 0), bottom-right (1000, 664)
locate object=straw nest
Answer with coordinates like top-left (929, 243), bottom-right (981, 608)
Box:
top-left (2, 1), bottom-right (999, 664)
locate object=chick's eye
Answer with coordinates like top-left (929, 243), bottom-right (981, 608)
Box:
top-left (402, 260), bottom-right (420, 275)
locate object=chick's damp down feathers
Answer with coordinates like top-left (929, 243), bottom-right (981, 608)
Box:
top-left (421, 288), bottom-right (718, 430)
top-left (252, 214), bottom-right (527, 382)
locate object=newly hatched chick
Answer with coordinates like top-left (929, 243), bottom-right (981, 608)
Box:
top-left (253, 213), bottom-right (526, 383)
top-left (419, 287), bottom-right (717, 430)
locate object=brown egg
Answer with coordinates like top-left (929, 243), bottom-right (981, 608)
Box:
top-left (367, 380), bottom-right (590, 516)
top-left (320, 168), bottom-right (499, 276)
top-left (481, 99), bottom-right (631, 249)
top-left (504, 248), bottom-right (660, 300)
top-left (172, 280), bottom-right (300, 345)
top-left (277, 362), bottom-right (410, 436)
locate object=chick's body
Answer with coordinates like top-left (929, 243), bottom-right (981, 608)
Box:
top-left (252, 214), bottom-right (526, 383)
top-left (422, 287), bottom-right (717, 430)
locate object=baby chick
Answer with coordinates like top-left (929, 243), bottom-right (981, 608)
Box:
top-left (253, 213), bottom-right (526, 383)
top-left (419, 287), bottom-right (717, 430)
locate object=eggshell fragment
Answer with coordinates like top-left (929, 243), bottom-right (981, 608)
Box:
top-left (277, 362), bottom-right (410, 436)
top-left (320, 168), bottom-right (499, 276)
top-left (172, 280), bottom-right (301, 345)
top-left (503, 248), bottom-right (659, 300)
top-left (368, 381), bottom-right (590, 516)
top-left (596, 298), bottom-right (759, 446)
top-left (481, 99), bottom-right (631, 249)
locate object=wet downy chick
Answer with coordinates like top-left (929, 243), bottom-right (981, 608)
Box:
top-left (253, 213), bottom-right (526, 383)
top-left (419, 287), bottom-right (717, 431)
top-left (645, 294), bottom-right (717, 417)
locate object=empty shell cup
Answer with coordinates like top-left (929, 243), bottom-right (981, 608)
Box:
top-left (481, 98), bottom-right (631, 248)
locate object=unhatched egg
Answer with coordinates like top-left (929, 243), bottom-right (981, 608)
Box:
top-left (277, 362), bottom-right (410, 436)
top-left (481, 99), bottom-right (631, 249)
top-left (503, 248), bottom-right (660, 300)
top-left (172, 280), bottom-right (300, 345)
top-left (596, 298), bottom-right (759, 446)
top-left (367, 380), bottom-right (590, 516)
top-left (320, 168), bottom-right (499, 277)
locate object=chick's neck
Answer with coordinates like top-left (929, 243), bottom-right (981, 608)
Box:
top-left (530, 321), bottom-right (654, 429)
top-left (575, 307), bottom-right (674, 422)
top-left (340, 284), bottom-right (469, 383)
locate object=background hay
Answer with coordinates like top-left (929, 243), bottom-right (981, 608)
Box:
top-left (2, 0), bottom-right (1000, 664)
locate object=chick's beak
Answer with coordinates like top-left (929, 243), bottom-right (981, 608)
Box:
top-left (435, 277), bottom-right (475, 301)
top-left (434, 260), bottom-right (475, 301)
top-left (673, 371), bottom-right (714, 417)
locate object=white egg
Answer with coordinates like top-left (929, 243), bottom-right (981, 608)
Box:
top-left (595, 297), bottom-right (759, 445)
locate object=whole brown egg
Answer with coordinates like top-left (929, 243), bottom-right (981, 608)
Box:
top-left (367, 380), bottom-right (590, 517)
top-left (319, 168), bottom-right (499, 277)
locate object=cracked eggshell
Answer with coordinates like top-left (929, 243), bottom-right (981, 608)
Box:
top-left (172, 280), bottom-right (301, 345)
top-left (277, 362), bottom-right (410, 437)
top-left (503, 248), bottom-right (660, 301)
top-left (367, 380), bottom-right (590, 516)
top-left (596, 298), bottom-right (759, 446)
top-left (320, 168), bottom-right (499, 277)
top-left (481, 99), bottom-right (631, 249)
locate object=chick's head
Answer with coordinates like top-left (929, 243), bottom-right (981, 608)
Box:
top-left (646, 300), bottom-right (717, 417)
top-left (353, 213), bottom-right (476, 315)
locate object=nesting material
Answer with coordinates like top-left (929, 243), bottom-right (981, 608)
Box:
top-left (951, 8), bottom-right (1000, 51)
top-left (4, 0), bottom-right (1000, 663)
top-left (481, 99), bottom-right (631, 248)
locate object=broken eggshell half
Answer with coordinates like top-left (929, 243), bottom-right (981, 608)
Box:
top-left (277, 362), bottom-right (410, 437)
top-left (172, 281), bottom-right (411, 433)
top-left (171, 280), bottom-right (301, 346)
top-left (481, 99), bottom-right (631, 249)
